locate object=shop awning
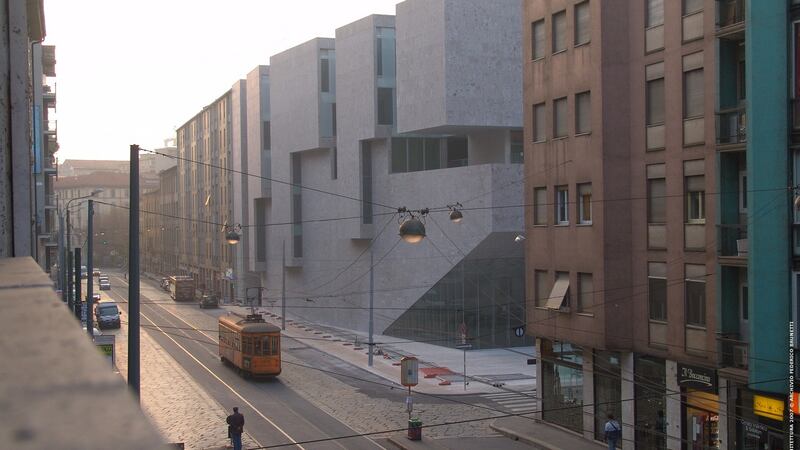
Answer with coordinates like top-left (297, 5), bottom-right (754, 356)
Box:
top-left (546, 277), bottom-right (570, 310)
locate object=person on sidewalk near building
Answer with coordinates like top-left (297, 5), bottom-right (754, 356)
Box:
top-left (604, 413), bottom-right (621, 450)
top-left (226, 406), bottom-right (245, 450)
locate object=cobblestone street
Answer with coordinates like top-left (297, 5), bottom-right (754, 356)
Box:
top-left (98, 275), bottom-right (513, 450)
top-left (114, 314), bottom-right (259, 450)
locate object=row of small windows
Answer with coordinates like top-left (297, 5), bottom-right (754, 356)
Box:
top-left (532, 161), bottom-right (706, 228)
top-left (533, 270), bottom-right (593, 313)
top-left (532, 183), bottom-right (592, 226)
top-left (531, 1), bottom-right (590, 60)
top-left (532, 92), bottom-right (591, 142)
top-left (533, 0), bottom-right (706, 61)
top-left (533, 263), bottom-right (707, 328)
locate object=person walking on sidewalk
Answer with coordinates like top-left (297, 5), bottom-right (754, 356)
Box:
top-left (226, 406), bottom-right (245, 450)
top-left (604, 413), bottom-right (621, 450)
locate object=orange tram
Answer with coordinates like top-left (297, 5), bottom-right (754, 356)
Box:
top-left (218, 313), bottom-right (281, 378)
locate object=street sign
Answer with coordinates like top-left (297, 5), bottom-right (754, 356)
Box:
top-left (455, 343), bottom-right (472, 350)
top-left (401, 357), bottom-right (419, 387)
top-left (459, 322), bottom-right (467, 345)
top-left (514, 326), bottom-right (525, 338)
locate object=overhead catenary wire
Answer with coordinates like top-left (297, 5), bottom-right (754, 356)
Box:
top-left (141, 147), bottom-right (397, 210)
top-left (112, 316), bottom-right (790, 445)
top-left (116, 297), bottom-right (789, 428)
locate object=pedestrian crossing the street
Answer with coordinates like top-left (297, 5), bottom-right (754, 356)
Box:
top-left (480, 389), bottom-right (538, 413)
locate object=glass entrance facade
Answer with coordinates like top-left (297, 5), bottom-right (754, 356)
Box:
top-left (384, 256), bottom-right (529, 349)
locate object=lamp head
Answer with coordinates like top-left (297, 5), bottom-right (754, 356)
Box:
top-left (399, 217), bottom-right (426, 244)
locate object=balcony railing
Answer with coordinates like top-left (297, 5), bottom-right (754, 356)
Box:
top-left (45, 119), bottom-right (57, 134)
top-left (718, 333), bottom-right (748, 370)
top-left (717, 0), bottom-right (744, 29)
top-left (717, 223), bottom-right (747, 257)
top-left (716, 108), bottom-right (746, 145)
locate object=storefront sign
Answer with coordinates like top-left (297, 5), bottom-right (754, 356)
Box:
top-left (792, 392), bottom-right (800, 415)
top-left (677, 363), bottom-right (717, 391)
top-left (753, 394), bottom-right (784, 421)
top-left (737, 418), bottom-right (767, 441)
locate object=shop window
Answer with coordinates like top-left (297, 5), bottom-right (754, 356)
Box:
top-left (541, 339), bottom-right (584, 433)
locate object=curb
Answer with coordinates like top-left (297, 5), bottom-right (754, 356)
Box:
top-left (386, 435), bottom-right (448, 450)
top-left (489, 422), bottom-right (562, 450)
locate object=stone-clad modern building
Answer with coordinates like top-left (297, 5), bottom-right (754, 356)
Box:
top-left (165, 0), bottom-right (525, 349)
top-left (260, 0), bottom-right (527, 350)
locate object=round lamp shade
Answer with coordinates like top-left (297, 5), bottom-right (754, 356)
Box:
top-left (399, 218), bottom-right (426, 244)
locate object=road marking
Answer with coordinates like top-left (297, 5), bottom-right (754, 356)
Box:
top-left (139, 309), bottom-right (305, 450)
top-left (110, 273), bottom-right (385, 450)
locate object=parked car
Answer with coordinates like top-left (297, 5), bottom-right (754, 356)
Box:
top-left (94, 303), bottom-right (120, 329)
top-left (92, 293), bottom-right (101, 301)
top-left (80, 266), bottom-right (88, 279)
top-left (93, 268), bottom-right (101, 277)
top-left (199, 293), bottom-right (218, 309)
top-left (160, 277), bottom-right (170, 291)
top-left (99, 279), bottom-right (111, 290)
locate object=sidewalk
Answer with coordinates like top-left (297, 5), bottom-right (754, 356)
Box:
top-left (491, 416), bottom-right (606, 450)
top-left (233, 305), bottom-right (535, 395)
top-left (248, 307), bottom-right (611, 450)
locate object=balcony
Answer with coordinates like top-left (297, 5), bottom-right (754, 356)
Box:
top-left (44, 119), bottom-right (57, 135)
top-left (716, 108), bottom-right (746, 148)
top-left (43, 155), bottom-right (58, 174)
top-left (42, 81), bottom-right (56, 104)
top-left (44, 193), bottom-right (58, 209)
top-left (716, 0), bottom-right (744, 37)
top-left (717, 333), bottom-right (748, 371)
top-left (718, 223), bottom-right (747, 266)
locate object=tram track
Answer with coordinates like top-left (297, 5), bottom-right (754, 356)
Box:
top-left (105, 272), bottom-right (383, 450)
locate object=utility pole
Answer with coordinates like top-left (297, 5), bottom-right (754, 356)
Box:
top-left (74, 248), bottom-right (81, 321)
top-left (128, 144), bottom-right (140, 398)
top-left (281, 240), bottom-right (286, 331)
top-left (67, 248), bottom-right (73, 311)
top-left (368, 242), bottom-right (374, 367)
top-left (64, 209), bottom-right (71, 304)
top-left (58, 208), bottom-right (65, 298)
top-left (86, 200), bottom-right (94, 338)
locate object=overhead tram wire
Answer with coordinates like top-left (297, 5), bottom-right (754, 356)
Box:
top-left (141, 147), bottom-right (397, 211)
top-left (115, 321), bottom-right (790, 444)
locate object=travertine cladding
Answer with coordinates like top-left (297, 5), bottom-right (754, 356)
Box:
top-left (396, 0), bottom-right (522, 133)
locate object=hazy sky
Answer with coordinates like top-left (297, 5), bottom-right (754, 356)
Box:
top-left (43, 0), bottom-right (399, 161)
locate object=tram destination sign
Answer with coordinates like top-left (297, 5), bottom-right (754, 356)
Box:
top-left (677, 363), bottom-right (717, 391)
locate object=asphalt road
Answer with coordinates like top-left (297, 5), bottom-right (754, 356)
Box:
top-left (103, 272), bottom-right (385, 450)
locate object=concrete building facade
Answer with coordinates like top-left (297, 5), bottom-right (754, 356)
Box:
top-left (258, 0), bottom-right (527, 350)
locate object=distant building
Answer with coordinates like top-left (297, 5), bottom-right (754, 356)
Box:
top-left (58, 159), bottom-right (129, 177)
top-left (54, 173), bottom-right (131, 267)
top-left (175, 92), bottom-right (236, 297)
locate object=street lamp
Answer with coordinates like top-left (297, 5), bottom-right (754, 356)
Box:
top-left (514, 234), bottom-right (526, 243)
top-left (398, 208), bottom-right (428, 244)
top-left (448, 203), bottom-right (464, 224)
top-left (59, 188), bottom-right (103, 302)
top-left (224, 224), bottom-right (242, 245)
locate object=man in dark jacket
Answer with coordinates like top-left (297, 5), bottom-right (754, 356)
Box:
top-left (226, 407), bottom-right (245, 450)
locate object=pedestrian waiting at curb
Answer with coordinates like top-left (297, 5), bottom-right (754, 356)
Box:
top-left (226, 406), bottom-right (245, 450)
top-left (604, 413), bottom-right (621, 450)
